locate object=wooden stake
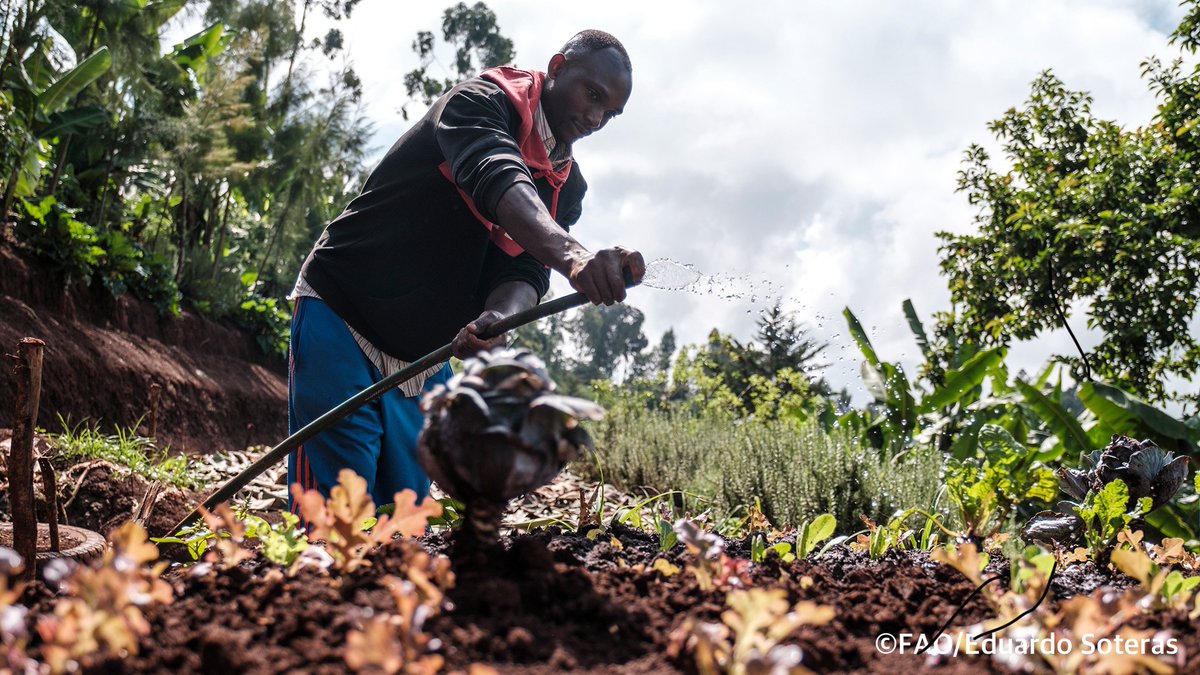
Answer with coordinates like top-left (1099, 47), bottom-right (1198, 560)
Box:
top-left (147, 383), bottom-right (161, 441)
top-left (9, 338), bottom-right (44, 580)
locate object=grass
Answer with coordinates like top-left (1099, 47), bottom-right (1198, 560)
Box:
top-left (49, 416), bottom-right (202, 490)
top-left (584, 398), bottom-right (945, 530)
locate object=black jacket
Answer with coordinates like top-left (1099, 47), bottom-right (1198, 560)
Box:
top-left (300, 70), bottom-right (586, 361)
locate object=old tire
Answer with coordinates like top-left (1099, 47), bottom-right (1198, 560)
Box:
top-left (0, 523), bottom-right (107, 566)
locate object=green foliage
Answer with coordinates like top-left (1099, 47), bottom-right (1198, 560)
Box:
top-left (1074, 479), bottom-right (1153, 561)
top-left (796, 513), bottom-right (837, 558)
top-left (154, 510), bottom-right (310, 565)
top-left (241, 512), bottom-right (310, 566)
top-left (1010, 544), bottom-right (1057, 596)
top-left (14, 196), bottom-right (182, 315)
top-left (3, 0), bottom-right (371, 356)
top-left (937, 48), bottom-right (1200, 404)
top-left (1078, 382), bottom-right (1200, 453)
top-left (586, 395), bottom-right (944, 529)
top-left (233, 274), bottom-right (292, 359)
top-left (402, 1), bottom-right (515, 118)
top-left (50, 416), bottom-right (199, 489)
top-left (944, 425), bottom-right (1057, 539)
top-left (15, 196), bottom-right (105, 279)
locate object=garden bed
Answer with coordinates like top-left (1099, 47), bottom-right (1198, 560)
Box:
top-left (7, 466), bottom-right (1198, 674)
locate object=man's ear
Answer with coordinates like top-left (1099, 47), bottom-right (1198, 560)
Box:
top-left (546, 53), bottom-right (567, 79)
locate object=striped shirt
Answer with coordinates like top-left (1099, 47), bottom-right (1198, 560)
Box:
top-left (289, 102), bottom-right (570, 396)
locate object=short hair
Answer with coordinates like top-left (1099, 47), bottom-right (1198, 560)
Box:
top-left (559, 30), bottom-right (632, 74)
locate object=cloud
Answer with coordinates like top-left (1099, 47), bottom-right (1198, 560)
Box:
top-left (304, 0), bottom-right (1191, 399)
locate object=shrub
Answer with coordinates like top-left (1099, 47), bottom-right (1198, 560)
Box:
top-left (586, 395), bottom-right (945, 529)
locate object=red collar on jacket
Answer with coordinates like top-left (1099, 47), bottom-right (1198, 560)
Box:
top-left (480, 67), bottom-right (573, 188)
top-left (438, 67), bottom-right (575, 257)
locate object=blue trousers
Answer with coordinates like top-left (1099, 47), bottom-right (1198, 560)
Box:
top-left (287, 297), bottom-right (451, 511)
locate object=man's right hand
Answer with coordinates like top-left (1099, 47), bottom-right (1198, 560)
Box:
top-left (569, 246), bottom-right (646, 305)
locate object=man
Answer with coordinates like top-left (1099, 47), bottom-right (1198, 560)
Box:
top-left (288, 30), bottom-right (645, 508)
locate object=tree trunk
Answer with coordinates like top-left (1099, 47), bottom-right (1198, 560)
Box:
top-left (210, 189), bottom-right (233, 282)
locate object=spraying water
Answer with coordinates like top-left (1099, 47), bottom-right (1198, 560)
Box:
top-left (641, 258), bottom-right (785, 305)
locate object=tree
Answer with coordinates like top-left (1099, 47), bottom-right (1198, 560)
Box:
top-left (402, 1), bottom-right (514, 119)
top-left (754, 301), bottom-right (830, 391)
top-left (566, 303), bottom-right (650, 386)
top-left (937, 5), bottom-right (1200, 405)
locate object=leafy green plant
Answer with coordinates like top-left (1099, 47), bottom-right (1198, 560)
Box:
top-left (855, 507), bottom-right (955, 559)
top-left (152, 506), bottom-right (309, 567)
top-left (795, 513), bottom-right (838, 559)
top-left (1074, 480), bottom-right (1152, 561)
top-left (749, 536), bottom-right (793, 564)
top-left (50, 415), bottom-right (199, 489)
top-left (241, 512), bottom-right (309, 566)
top-left (856, 514), bottom-right (913, 559)
top-left (233, 273), bottom-right (292, 359)
top-left (944, 425), bottom-right (1057, 540)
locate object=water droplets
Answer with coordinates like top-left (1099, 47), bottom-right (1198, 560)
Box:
top-left (641, 258), bottom-right (783, 308)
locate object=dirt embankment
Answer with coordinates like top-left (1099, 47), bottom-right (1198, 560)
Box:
top-left (0, 242), bottom-right (287, 454)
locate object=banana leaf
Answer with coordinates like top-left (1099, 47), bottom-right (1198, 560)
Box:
top-left (37, 48), bottom-right (112, 114)
top-left (1016, 379), bottom-right (1092, 458)
top-left (1144, 505), bottom-right (1196, 541)
top-left (843, 307), bottom-right (880, 367)
top-left (37, 106), bottom-right (108, 139)
top-left (919, 347), bottom-right (1005, 413)
top-left (902, 299), bottom-right (934, 363)
top-left (1078, 382), bottom-right (1198, 451)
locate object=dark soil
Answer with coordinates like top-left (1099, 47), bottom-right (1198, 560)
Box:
top-left (8, 513), bottom-right (1194, 675)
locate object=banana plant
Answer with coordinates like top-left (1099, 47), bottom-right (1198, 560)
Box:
top-left (1078, 382), bottom-right (1200, 454)
top-left (2, 45), bottom-right (112, 214)
top-left (843, 304), bottom-right (1008, 456)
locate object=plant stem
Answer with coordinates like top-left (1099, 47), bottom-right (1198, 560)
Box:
top-left (1046, 259), bottom-right (1093, 382)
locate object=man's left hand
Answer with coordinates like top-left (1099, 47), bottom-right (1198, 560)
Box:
top-left (452, 310), bottom-right (507, 358)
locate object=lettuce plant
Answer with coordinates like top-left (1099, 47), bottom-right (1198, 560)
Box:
top-left (417, 349), bottom-right (603, 543)
top-left (668, 588), bottom-right (834, 675)
top-left (1024, 436), bottom-right (1188, 555)
top-left (292, 469), bottom-right (442, 572)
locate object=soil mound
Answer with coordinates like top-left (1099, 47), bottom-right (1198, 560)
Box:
top-left (0, 242), bottom-right (287, 454)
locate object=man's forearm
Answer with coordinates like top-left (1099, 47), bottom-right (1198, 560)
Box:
top-left (493, 182), bottom-right (588, 276)
top-left (484, 280), bottom-right (540, 318)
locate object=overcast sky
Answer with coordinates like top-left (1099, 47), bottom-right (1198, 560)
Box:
top-left (294, 0), bottom-right (1192, 399)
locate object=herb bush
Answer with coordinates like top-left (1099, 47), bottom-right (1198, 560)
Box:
top-left (586, 395), bottom-right (944, 528)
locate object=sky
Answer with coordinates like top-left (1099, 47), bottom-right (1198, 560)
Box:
top-left (290, 0), bottom-right (1193, 400)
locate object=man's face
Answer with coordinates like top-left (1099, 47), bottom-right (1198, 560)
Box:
top-left (542, 47), bottom-right (632, 147)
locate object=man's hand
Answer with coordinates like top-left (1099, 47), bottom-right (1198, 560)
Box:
top-left (452, 310), bottom-right (507, 358)
top-left (569, 246), bottom-right (646, 305)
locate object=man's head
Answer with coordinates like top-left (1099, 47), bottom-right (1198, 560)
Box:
top-left (542, 30), bottom-right (633, 147)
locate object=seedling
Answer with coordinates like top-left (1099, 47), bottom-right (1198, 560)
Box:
top-left (669, 587), bottom-right (834, 675)
top-left (343, 546), bottom-right (455, 674)
top-left (749, 513), bottom-right (837, 564)
top-left (1110, 530), bottom-right (1200, 610)
top-left (37, 523), bottom-right (174, 674)
top-left (154, 507), bottom-right (311, 567)
top-left (293, 469), bottom-right (442, 572)
top-left (1076, 480), bottom-right (1153, 562)
top-left (674, 518), bottom-right (750, 591)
